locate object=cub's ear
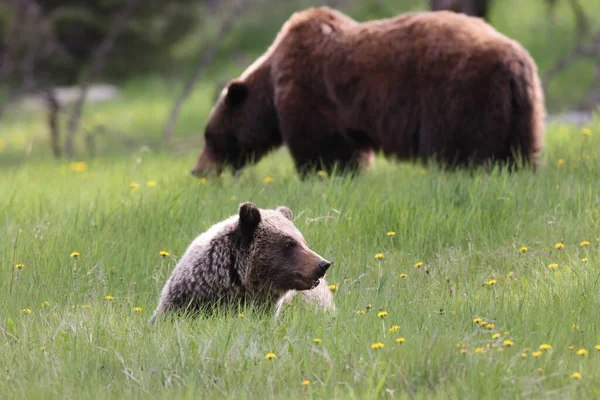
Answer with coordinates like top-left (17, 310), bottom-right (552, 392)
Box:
top-left (276, 206), bottom-right (293, 221)
top-left (225, 80), bottom-right (248, 107)
top-left (238, 202), bottom-right (261, 237)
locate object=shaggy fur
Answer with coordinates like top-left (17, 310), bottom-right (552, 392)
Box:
top-left (151, 203), bottom-right (335, 321)
top-left (191, 7), bottom-right (545, 178)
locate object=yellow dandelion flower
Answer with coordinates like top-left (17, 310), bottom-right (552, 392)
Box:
top-left (371, 342), bottom-right (384, 349)
top-left (582, 257), bottom-right (588, 263)
top-left (571, 372), bottom-right (582, 380)
top-left (460, 348), bottom-right (468, 354)
top-left (521, 352), bottom-right (527, 358)
top-left (238, 313), bottom-right (244, 318)
top-left (537, 368), bottom-right (544, 374)
top-left (582, 128), bottom-right (591, 136)
top-left (328, 284), bottom-right (339, 292)
top-left (568, 345), bottom-right (575, 351)
top-left (474, 347), bottom-right (484, 354)
top-left (263, 177), bottom-right (274, 183)
top-left (532, 351), bottom-right (542, 357)
top-left (473, 317), bottom-right (483, 324)
top-left (133, 307), bottom-right (143, 313)
top-left (389, 325), bottom-right (400, 333)
top-left (301, 379), bottom-right (311, 385)
top-left (507, 271), bottom-right (515, 279)
top-left (264, 352), bottom-right (277, 360)
top-left (580, 240), bottom-right (590, 247)
top-left (519, 246), bottom-right (528, 253)
top-left (40, 346), bottom-right (46, 351)
top-left (576, 348), bottom-right (588, 356)
top-left (572, 323), bottom-right (580, 331)
top-left (594, 345), bottom-right (600, 351)
top-left (81, 304), bottom-right (92, 309)
top-left (317, 170), bottom-right (328, 178)
top-left (129, 182), bottom-right (140, 191)
top-left (70, 251), bottom-right (80, 258)
top-left (198, 177), bottom-right (207, 184)
top-left (41, 301), bottom-right (50, 307)
top-left (229, 195), bottom-right (237, 201)
top-left (69, 161), bottom-right (88, 172)
top-left (159, 250), bottom-right (170, 257)
top-left (146, 180), bottom-right (157, 187)
top-left (539, 344), bottom-right (552, 350)
top-left (21, 308), bottom-right (32, 314)
top-left (366, 304), bottom-right (372, 310)
top-left (357, 310), bottom-right (366, 315)
top-left (485, 323), bottom-right (495, 330)
top-left (414, 261), bottom-right (424, 268)
top-left (492, 333), bottom-right (501, 339)
top-left (557, 159), bottom-right (565, 168)
top-left (377, 311), bottom-right (388, 318)
top-left (386, 231), bottom-right (396, 237)
top-left (400, 273), bottom-right (407, 279)
top-left (503, 340), bottom-right (514, 347)
top-left (313, 338), bottom-right (322, 344)
top-left (395, 337), bottom-right (406, 344)
top-left (487, 279), bottom-right (497, 286)
top-left (104, 295), bottom-right (114, 301)
top-left (554, 242), bottom-right (564, 249)
top-left (549, 263), bottom-right (559, 270)
top-left (15, 263), bottom-right (24, 269)
top-left (374, 253), bottom-right (384, 260)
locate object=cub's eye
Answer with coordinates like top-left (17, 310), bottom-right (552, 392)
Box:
top-left (285, 241), bottom-right (296, 249)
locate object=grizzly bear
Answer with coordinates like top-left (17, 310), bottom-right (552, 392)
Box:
top-left (151, 202), bottom-right (335, 321)
top-left (190, 7), bottom-right (545, 178)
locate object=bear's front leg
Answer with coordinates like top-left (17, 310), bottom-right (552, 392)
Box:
top-left (276, 88), bottom-right (367, 179)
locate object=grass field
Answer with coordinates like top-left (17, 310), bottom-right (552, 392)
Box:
top-left (1, 106), bottom-right (600, 398)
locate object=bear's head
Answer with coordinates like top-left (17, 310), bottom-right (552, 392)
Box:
top-left (191, 74), bottom-right (281, 177)
top-left (237, 202), bottom-right (332, 295)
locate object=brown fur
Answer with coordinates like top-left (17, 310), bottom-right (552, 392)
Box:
top-left (151, 203), bottom-right (335, 320)
top-left (191, 7), bottom-right (545, 178)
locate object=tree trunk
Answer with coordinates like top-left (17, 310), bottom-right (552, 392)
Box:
top-left (430, 0), bottom-right (490, 20)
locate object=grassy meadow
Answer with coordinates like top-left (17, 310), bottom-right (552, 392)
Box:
top-left (1, 109), bottom-right (600, 398)
top-left (2, 1), bottom-right (600, 398)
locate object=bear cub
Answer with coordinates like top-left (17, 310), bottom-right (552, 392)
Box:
top-left (152, 202), bottom-right (335, 320)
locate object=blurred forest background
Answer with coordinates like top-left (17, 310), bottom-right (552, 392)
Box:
top-left (1, 0), bottom-right (600, 160)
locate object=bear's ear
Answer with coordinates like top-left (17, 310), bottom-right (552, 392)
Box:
top-left (238, 202), bottom-right (261, 237)
top-left (225, 81), bottom-right (248, 108)
top-left (276, 206), bottom-right (293, 221)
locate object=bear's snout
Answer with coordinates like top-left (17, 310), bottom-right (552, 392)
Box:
top-left (191, 148), bottom-right (221, 177)
top-left (318, 260), bottom-right (331, 274)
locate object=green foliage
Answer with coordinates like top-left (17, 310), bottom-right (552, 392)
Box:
top-left (0, 0), bottom-right (200, 85)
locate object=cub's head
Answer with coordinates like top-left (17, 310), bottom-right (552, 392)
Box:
top-left (191, 74), bottom-right (281, 177)
top-left (237, 202), bottom-right (332, 293)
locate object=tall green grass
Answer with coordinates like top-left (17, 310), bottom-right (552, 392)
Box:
top-left (1, 119), bottom-right (600, 399)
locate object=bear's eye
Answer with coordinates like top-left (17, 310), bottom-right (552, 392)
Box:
top-left (285, 241), bottom-right (296, 250)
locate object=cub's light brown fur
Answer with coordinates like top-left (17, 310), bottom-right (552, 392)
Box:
top-left (192, 7), bottom-right (545, 178)
top-left (152, 203), bottom-right (335, 321)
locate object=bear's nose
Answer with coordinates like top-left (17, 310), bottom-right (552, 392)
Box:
top-left (319, 260), bottom-right (331, 273)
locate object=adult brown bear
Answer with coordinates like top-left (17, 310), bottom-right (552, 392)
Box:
top-left (191, 7), bottom-right (545, 178)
